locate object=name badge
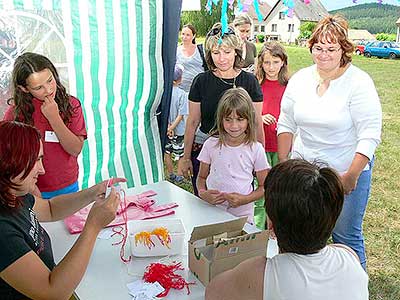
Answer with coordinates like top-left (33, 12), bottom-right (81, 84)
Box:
top-left (45, 131), bottom-right (60, 143)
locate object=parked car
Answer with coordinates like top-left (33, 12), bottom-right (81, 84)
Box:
top-left (355, 40), bottom-right (372, 55)
top-left (364, 41), bottom-right (400, 59)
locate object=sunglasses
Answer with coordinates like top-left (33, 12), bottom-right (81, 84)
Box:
top-left (206, 26), bottom-right (235, 38)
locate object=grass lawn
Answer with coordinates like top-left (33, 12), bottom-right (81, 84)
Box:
top-left (168, 43), bottom-right (400, 299)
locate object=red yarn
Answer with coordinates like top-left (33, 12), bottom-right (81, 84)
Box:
top-left (143, 262), bottom-right (195, 297)
top-left (111, 189), bottom-right (131, 263)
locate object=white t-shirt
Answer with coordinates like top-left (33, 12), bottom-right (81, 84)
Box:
top-left (277, 64), bottom-right (382, 173)
top-left (197, 137), bottom-right (269, 223)
top-left (264, 245), bottom-right (369, 300)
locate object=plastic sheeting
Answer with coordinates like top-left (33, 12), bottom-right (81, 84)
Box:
top-left (0, 0), bottom-right (167, 189)
top-left (0, 10), bottom-right (67, 116)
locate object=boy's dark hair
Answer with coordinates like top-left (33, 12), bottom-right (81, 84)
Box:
top-left (264, 159), bottom-right (344, 254)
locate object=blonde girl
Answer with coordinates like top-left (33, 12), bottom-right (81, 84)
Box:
top-left (181, 22), bottom-right (264, 196)
top-left (196, 87), bottom-right (269, 224)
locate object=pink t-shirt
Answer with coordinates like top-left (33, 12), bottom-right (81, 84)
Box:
top-left (3, 96), bottom-right (87, 192)
top-left (197, 137), bottom-right (270, 223)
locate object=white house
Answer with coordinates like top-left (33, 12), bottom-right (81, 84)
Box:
top-left (348, 29), bottom-right (375, 43)
top-left (246, 2), bottom-right (272, 40)
top-left (263, 0), bottom-right (328, 44)
top-left (396, 17), bottom-right (400, 43)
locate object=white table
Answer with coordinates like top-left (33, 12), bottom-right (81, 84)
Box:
top-left (43, 180), bottom-right (241, 300)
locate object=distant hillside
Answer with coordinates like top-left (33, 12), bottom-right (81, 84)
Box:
top-left (330, 3), bottom-right (400, 34)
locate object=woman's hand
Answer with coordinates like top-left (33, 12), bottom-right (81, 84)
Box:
top-left (94, 177), bottom-right (127, 201)
top-left (199, 189), bottom-right (225, 205)
top-left (341, 172), bottom-right (359, 195)
top-left (86, 187), bottom-right (121, 232)
top-left (262, 114), bottom-right (276, 126)
top-left (181, 158), bottom-right (193, 179)
top-left (224, 193), bottom-right (244, 208)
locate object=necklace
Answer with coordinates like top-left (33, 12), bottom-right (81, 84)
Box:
top-left (218, 76), bottom-right (237, 88)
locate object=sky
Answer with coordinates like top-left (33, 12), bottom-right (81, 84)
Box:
top-left (182, 0), bottom-right (400, 12)
top-left (263, 0), bottom-right (400, 11)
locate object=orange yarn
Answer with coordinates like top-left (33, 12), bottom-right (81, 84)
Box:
top-left (134, 227), bottom-right (171, 250)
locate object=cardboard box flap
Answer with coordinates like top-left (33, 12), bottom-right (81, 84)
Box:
top-left (189, 217), bottom-right (247, 242)
top-left (213, 230), bottom-right (269, 259)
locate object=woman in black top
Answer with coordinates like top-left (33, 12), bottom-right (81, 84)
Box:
top-left (0, 120), bottom-right (124, 300)
top-left (181, 22), bottom-right (264, 195)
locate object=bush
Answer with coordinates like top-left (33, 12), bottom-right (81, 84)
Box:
top-left (257, 34), bottom-right (265, 43)
top-left (299, 21), bottom-right (317, 39)
top-left (376, 33), bottom-right (396, 41)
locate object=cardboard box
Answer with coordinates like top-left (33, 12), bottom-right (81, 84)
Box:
top-left (188, 217), bottom-right (269, 286)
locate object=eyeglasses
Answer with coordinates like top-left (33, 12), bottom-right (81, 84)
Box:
top-left (311, 46), bottom-right (342, 55)
top-left (206, 26), bottom-right (235, 38)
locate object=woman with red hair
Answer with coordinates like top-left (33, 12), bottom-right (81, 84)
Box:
top-left (0, 120), bottom-right (124, 300)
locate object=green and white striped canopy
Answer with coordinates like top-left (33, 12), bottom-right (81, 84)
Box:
top-left (0, 0), bottom-right (164, 189)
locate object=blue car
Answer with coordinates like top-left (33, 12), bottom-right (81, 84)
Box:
top-left (364, 41), bottom-right (400, 59)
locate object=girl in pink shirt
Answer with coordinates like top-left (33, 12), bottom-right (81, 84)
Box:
top-left (197, 88), bottom-right (269, 224)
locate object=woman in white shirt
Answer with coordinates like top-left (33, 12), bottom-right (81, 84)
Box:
top-left (277, 15), bottom-right (382, 270)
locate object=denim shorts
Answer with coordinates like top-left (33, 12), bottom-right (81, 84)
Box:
top-left (41, 181), bottom-right (79, 199)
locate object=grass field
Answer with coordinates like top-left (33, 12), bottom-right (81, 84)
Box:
top-left (168, 44), bottom-right (400, 299)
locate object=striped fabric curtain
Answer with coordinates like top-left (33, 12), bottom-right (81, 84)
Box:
top-left (0, 0), bottom-right (164, 188)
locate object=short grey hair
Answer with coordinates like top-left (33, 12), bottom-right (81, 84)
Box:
top-left (233, 13), bottom-right (253, 27)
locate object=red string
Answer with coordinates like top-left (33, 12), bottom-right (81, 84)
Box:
top-left (143, 262), bottom-right (195, 297)
top-left (111, 189), bottom-right (131, 263)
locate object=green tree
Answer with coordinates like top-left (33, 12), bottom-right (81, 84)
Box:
top-left (180, 0), bottom-right (235, 36)
top-left (299, 21), bottom-right (317, 39)
top-left (331, 3), bottom-right (400, 34)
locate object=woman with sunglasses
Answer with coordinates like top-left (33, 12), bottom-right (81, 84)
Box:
top-left (181, 22), bottom-right (264, 196)
top-left (277, 15), bottom-right (382, 270)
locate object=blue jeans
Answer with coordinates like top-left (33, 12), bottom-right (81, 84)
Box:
top-left (332, 158), bottom-right (374, 270)
top-left (41, 181), bottom-right (79, 199)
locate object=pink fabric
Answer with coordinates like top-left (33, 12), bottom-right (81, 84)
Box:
top-left (64, 190), bottom-right (178, 234)
top-left (116, 190), bottom-right (157, 214)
